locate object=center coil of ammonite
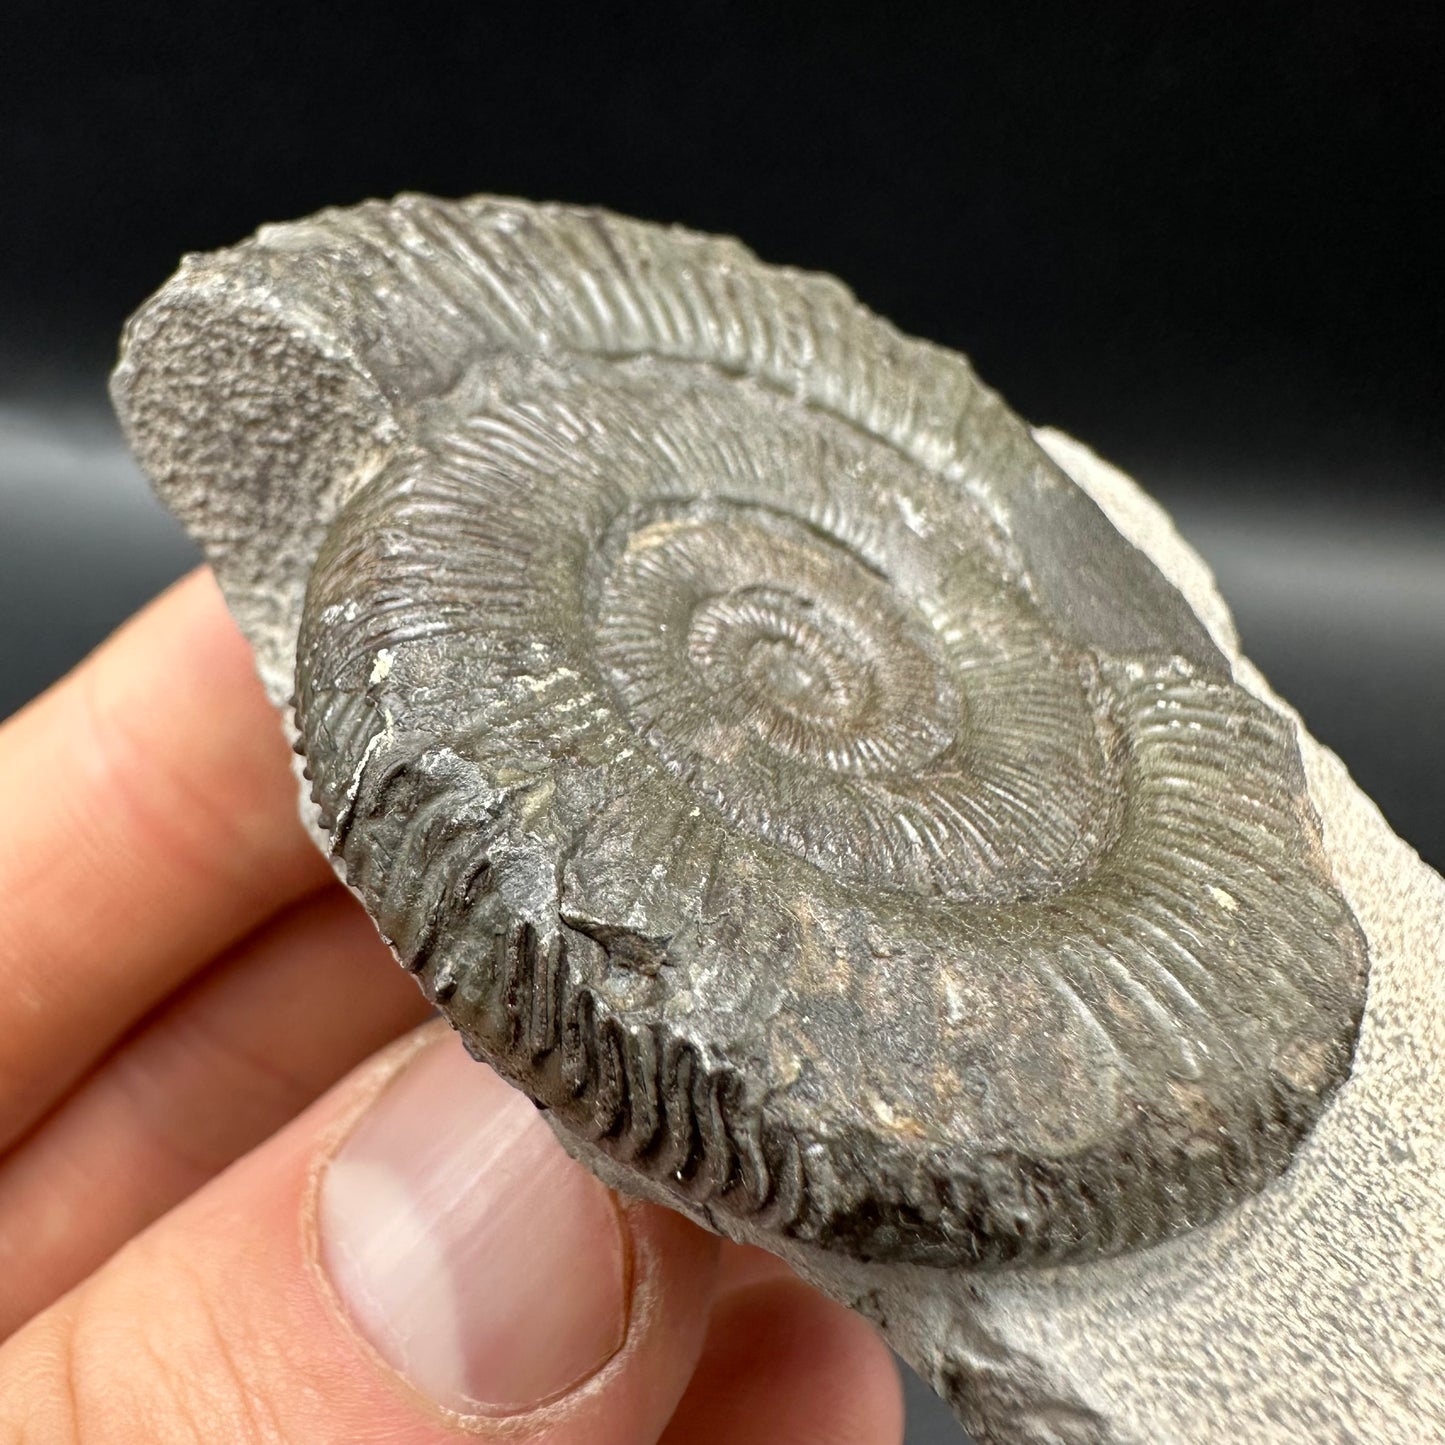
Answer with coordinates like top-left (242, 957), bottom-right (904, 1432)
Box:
top-left (589, 496), bottom-right (1107, 901)
top-left (596, 504), bottom-right (960, 780)
top-left (690, 587), bottom-right (871, 737)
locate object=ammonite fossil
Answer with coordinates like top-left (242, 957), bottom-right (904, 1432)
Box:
top-left (111, 195), bottom-right (1367, 1275)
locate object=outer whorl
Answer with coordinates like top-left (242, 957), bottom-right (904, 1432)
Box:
top-left (111, 195), bottom-right (1367, 1269)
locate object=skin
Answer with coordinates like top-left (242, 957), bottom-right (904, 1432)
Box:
top-left (0, 569), bottom-right (904, 1445)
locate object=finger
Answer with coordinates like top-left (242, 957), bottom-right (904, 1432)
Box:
top-left (714, 1238), bottom-right (797, 1291)
top-left (0, 886), bottom-right (432, 1337)
top-left (0, 568), bottom-right (332, 1148)
top-left (659, 1264), bottom-right (904, 1445)
top-left (1, 1024), bottom-right (723, 1444)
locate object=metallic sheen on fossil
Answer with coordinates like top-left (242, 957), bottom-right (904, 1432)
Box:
top-left (112, 196), bottom-right (1366, 1273)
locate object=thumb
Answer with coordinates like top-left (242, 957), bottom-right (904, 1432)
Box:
top-left (3, 1022), bottom-right (722, 1444)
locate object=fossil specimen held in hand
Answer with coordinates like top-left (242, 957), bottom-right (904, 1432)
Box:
top-left (113, 196), bottom-right (1444, 1445)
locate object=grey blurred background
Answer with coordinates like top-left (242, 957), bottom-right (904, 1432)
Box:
top-left (2, 4), bottom-right (1441, 1439)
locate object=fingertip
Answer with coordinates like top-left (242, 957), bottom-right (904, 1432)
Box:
top-left (315, 1028), bottom-right (723, 1429)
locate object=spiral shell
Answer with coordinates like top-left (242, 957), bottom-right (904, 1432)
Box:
top-left (112, 195), bottom-right (1367, 1268)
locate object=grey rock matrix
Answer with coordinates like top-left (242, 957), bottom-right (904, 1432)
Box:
top-left (112, 196), bottom-right (1442, 1443)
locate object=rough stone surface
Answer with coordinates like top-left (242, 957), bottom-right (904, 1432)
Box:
top-left (111, 196), bottom-right (1440, 1442)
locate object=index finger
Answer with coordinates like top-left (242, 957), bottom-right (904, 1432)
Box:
top-left (0, 568), bottom-right (332, 1150)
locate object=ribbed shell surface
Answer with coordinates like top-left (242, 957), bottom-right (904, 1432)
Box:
top-left (111, 195), bottom-right (1367, 1268)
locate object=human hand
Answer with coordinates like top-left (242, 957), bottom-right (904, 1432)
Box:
top-left (0, 569), bottom-right (904, 1443)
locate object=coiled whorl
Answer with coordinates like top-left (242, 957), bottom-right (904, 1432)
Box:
top-left (113, 196), bottom-right (1367, 1268)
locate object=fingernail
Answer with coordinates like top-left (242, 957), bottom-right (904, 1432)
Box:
top-left (319, 1028), bottom-right (629, 1414)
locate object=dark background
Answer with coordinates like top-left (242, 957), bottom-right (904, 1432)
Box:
top-left (2, 5), bottom-right (1441, 1439)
